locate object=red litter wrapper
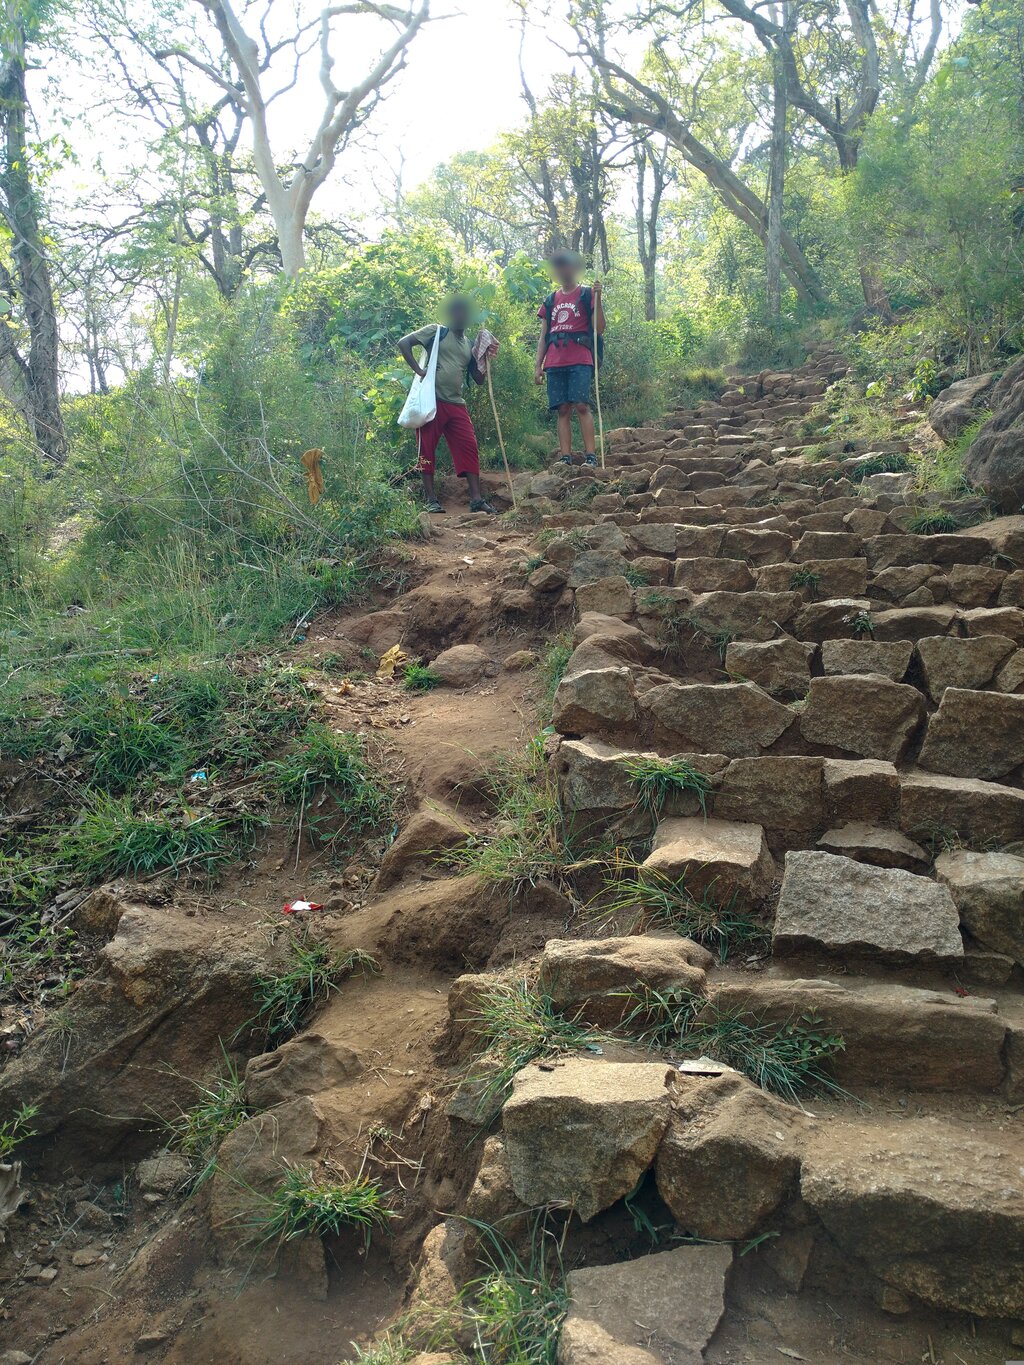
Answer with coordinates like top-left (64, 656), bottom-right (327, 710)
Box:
top-left (282, 899), bottom-right (323, 915)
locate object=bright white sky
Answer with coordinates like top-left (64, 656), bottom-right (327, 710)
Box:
top-left (41, 0), bottom-right (576, 223)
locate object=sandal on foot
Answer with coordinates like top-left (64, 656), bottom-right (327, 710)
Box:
top-left (469, 498), bottom-right (497, 515)
top-left (584, 452), bottom-right (599, 467)
top-left (559, 454), bottom-right (575, 465)
top-left (424, 499), bottom-right (445, 513)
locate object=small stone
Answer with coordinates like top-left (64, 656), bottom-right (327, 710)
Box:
top-left (429, 644), bottom-right (492, 688)
top-left (503, 649), bottom-right (538, 671)
top-left (71, 1247), bottom-right (103, 1267)
top-left (135, 1331), bottom-right (170, 1353)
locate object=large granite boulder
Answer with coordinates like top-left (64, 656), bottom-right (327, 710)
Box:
top-left (929, 372), bottom-right (996, 441)
top-left (963, 356), bottom-right (1024, 511)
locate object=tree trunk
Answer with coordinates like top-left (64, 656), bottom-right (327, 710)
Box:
top-left (765, 48), bottom-right (787, 318)
top-left (635, 143), bottom-right (665, 321)
top-left (0, 4), bottom-right (66, 465)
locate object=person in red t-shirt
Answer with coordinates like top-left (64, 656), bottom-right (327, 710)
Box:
top-left (534, 250), bottom-right (605, 466)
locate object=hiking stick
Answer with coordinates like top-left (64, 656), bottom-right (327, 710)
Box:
top-left (485, 357), bottom-right (517, 508)
top-left (592, 282), bottom-right (605, 468)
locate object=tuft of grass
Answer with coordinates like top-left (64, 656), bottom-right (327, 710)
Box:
top-left (249, 1166), bottom-right (394, 1249)
top-left (789, 567), bottom-right (821, 596)
top-left (684, 617), bottom-right (737, 661)
top-left (260, 722), bottom-right (392, 851)
top-left (623, 565), bottom-right (653, 588)
top-left (464, 978), bottom-right (601, 1115)
top-left (540, 636), bottom-right (573, 720)
top-left (252, 933), bottom-right (378, 1045)
top-left (0, 1103), bottom-right (39, 1159)
top-left (402, 663), bottom-right (441, 692)
top-left (165, 1047), bottom-right (251, 1187)
top-left (623, 755), bottom-right (712, 821)
top-left (622, 991), bottom-right (846, 1105)
top-left (460, 1224), bottom-right (568, 1365)
top-left (907, 509), bottom-right (961, 535)
top-left (57, 794), bottom-right (237, 880)
top-left (445, 738), bottom-right (610, 892)
top-left (599, 863), bottom-right (770, 962)
top-left (351, 1222), bottom-right (566, 1364)
top-left (846, 452), bottom-right (911, 483)
top-left (563, 480), bottom-right (603, 511)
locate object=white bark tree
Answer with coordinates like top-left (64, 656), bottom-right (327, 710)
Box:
top-left (159, 0), bottom-right (429, 276)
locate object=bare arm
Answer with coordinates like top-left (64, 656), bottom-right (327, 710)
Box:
top-left (534, 330), bottom-right (547, 382)
top-left (398, 331), bottom-right (427, 379)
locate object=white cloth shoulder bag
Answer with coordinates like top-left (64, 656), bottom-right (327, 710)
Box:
top-left (398, 324), bottom-right (442, 429)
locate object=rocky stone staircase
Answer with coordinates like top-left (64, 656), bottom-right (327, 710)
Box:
top-left (479, 344), bottom-right (1024, 1357)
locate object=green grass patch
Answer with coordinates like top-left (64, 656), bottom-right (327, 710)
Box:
top-left (600, 863), bottom-right (769, 962)
top-left (845, 452), bottom-right (911, 483)
top-left (352, 1222), bottom-right (567, 1364)
top-left (623, 755), bottom-right (712, 822)
top-left (907, 509), bottom-right (962, 535)
top-left (260, 722), bottom-right (393, 852)
top-left (445, 738), bottom-right (610, 893)
top-left (249, 1166), bottom-right (394, 1249)
top-left (252, 933), bottom-right (377, 1045)
top-left (540, 635), bottom-right (573, 720)
top-left (402, 663), bottom-right (441, 692)
top-left (789, 567), bottom-right (821, 596)
top-left (59, 794), bottom-right (239, 881)
top-left (623, 991), bottom-right (846, 1104)
top-left (463, 978), bottom-right (602, 1115)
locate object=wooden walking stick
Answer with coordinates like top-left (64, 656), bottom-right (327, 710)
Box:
top-left (592, 281), bottom-right (605, 469)
top-left (477, 330), bottom-right (517, 508)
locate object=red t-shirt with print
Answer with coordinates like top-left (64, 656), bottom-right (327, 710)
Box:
top-left (538, 286), bottom-right (594, 369)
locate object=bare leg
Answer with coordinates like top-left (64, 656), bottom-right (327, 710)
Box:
top-left (466, 471), bottom-right (483, 502)
top-left (576, 402), bottom-right (596, 453)
top-left (557, 403), bottom-right (573, 456)
top-left (421, 471), bottom-right (438, 504)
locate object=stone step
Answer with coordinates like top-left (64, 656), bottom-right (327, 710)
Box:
top-left (771, 849), bottom-right (963, 968)
top-left (706, 972), bottom-right (1010, 1092)
top-left (799, 1113), bottom-right (1024, 1318)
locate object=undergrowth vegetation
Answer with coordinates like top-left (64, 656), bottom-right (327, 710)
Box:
top-left (446, 737), bottom-right (612, 893)
top-left (253, 935), bottom-right (378, 1045)
top-left (0, 653), bottom-right (393, 1007)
